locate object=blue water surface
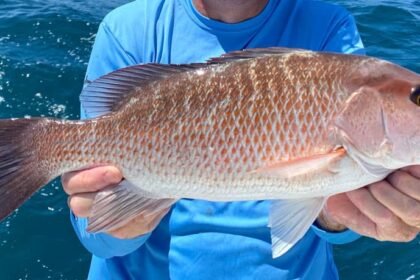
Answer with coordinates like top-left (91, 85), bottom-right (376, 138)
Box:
top-left (0, 0), bottom-right (418, 279)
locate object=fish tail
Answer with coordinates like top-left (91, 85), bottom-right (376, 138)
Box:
top-left (0, 118), bottom-right (54, 221)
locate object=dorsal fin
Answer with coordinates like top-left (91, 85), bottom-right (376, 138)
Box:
top-left (80, 47), bottom-right (309, 118)
top-left (207, 47), bottom-right (309, 63)
top-left (80, 63), bottom-right (207, 118)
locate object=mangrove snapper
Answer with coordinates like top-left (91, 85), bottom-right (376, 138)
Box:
top-left (0, 48), bottom-right (419, 257)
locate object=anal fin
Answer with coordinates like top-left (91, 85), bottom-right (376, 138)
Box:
top-left (87, 180), bottom-right (177, 233)
top-left (270, 197), bottom-right (326, 258)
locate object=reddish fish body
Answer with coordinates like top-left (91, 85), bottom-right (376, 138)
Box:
top-left (0, 48), bottom-right (419, 257)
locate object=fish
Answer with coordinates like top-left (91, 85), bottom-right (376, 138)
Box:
top-left (0, 48), bottom-right (419, 258)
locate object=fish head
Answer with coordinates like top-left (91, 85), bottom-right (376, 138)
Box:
top-left (334, 73), bottom-right (420, 175)
top-left (376, 80), bottom-right (420, 167)
top-left (379, 80), bottom-right (420, 168)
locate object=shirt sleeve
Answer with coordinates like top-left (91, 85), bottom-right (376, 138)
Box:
top-left (310, 223), bottom-right (360, 244)
top-left (85, 20), bottom-right (137, 81)
top-left (71, 214), bottom-right (151, 259)
top-left (71, 20), bottom-right (150, 259)
top-left (310, 12), bottom-right (364, 245)
top-left (321, 13), bottom-right (366, 55)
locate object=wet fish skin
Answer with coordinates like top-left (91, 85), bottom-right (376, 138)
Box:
top-left (84, 51), bottom-right (419, 199)
top-left (0, 48), bottom-right (419, 258)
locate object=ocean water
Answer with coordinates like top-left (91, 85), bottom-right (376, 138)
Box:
top-left (0, 0), bottom-right (418, 279)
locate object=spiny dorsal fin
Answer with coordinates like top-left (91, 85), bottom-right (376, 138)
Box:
top-left (80, 63), bottom-right (207, 118)
top-left (207, 47), bottom-right (309, 63)
top-left (80, 47), bottom-right (309, 118)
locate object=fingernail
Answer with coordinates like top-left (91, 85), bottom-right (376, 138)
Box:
top-left (104, 167), bottom-right (122, 183)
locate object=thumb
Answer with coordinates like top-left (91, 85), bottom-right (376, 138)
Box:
top-left (62, 165), bottom-right (122, 195)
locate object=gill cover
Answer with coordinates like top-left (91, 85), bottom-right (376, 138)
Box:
top-left (333, 86), bottom-right (392, 177)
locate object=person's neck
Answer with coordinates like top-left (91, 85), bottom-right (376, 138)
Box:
top-left (192, 0), bottom-right (269, 23)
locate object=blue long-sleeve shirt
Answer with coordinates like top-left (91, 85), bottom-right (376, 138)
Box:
top-left (72, 0), bottom-right (365, 279)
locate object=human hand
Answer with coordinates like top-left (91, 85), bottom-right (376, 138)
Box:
top-left (317, 166), bottom-right (420, 241)
top-left (62, 166), bottom-right (170, 239)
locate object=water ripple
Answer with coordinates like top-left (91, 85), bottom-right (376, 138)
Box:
top-left (0, 0), bottom-right (419, 279)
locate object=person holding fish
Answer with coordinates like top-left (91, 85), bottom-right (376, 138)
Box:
top-left (62, 0), bottom-right (420, 279)
top-left (0, 0), bottom-right (417, 279)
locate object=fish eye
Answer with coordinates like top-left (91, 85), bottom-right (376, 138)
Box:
top-left (410, 85), bottom-right (420, 106)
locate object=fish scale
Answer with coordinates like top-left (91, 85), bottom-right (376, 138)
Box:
top-left (0, 47), bottom-right (419, 258)
top-left (114, 54), bottom-right (347, 199)
top-left (94, 60), bottom-right (306, 195)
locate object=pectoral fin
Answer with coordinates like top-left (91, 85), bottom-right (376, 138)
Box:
top-left (270, 197), bottom-right (326, 258)
top-left (87, 180), bottom-right (177, 232)
top-left (252, 148), bottom-right (346, 178)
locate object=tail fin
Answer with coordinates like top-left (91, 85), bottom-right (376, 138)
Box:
top-left (0, 118), bottom-right (51, 221)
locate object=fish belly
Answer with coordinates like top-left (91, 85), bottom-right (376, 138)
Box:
top-left (124, 154), bottom-right (382, 201)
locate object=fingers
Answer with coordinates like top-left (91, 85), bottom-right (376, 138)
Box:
top-left (401, 165), bottom-right (420, 178)
top-left (68, 192), bottom-right (96, 218)
top-left (323, 193), bottom-right (377, 237)
top-left (107, 207), bottom-right (171, 239)
top-left (62, 166), bottom-right (122, 195)
top-left (370, 173), bottom-right (420, 228)
top-left (69, 190), bottom-right (171, 237)
top-left (62, 166), bottom-right (122, 220)
top-left (325, 167), bottom-right (420, 243)
top-left (347, 185), bottom-right (418, 242)
top-left (62, 165), bottom-right (169, 238)
top-left (387, 170), bottom-right (420, 200)
top-left (346, 187), bottom-right (394, 225)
